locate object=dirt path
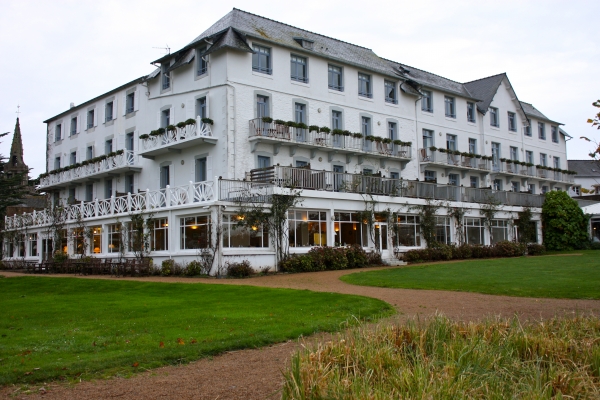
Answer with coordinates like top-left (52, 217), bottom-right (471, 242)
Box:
top-left (2, 264), bottom-right (599, 399)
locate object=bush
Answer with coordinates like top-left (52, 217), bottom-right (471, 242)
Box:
top-left (346, 245), bottom-right (368, 268)
top-left (279, 246), bottom-right (379, 273)
top-left (186, 260), bottom-right (203, 276)
top-left (308, 247), bottom-right (348, 270)
top-left (542, 191), bottom-right (589, 250)
top-left (402, 242), bottom-right (529, 263)
top-left (452, 244), bottom-right (472, 259)
top-left (280, 255), bottom-right (315, 273)
top-left (53, 251), bottom-right (69, 264)
top-left (527, 243), bottom-right (546, 256)
top-left (226, 260), bottom-right (254, 278)
top-left (161, 259), bottom-right (174, 276)
top-left (492, 241), bottom-right (526, 257)
top-left (590, 241), bottom-right (600, 250)
top-left (365, 250), bottom-right (383, 266)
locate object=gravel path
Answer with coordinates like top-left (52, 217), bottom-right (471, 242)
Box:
top-left (2, 260), bottom-right (599, 399)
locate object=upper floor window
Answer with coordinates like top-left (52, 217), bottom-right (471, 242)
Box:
top-left (358, 73), bottom-right (372, 98)
top-left (540, 153), bottom-right (547, 167)
top-left (489, 107), bottom-right (499, 127)
top-left (196, 97), bottom-right (207, 119)
top-left (161, 64), bottom-right (170, 90)
top-left (553, 156), bottom-right (560, 169)
top-left (252, 45), bottom-right (271, 74)
top-left (388, 122), bottom-right (397, 140)
top-left (328, 64), bottom-right (343, 91)
top-left (331, 110), bottom-right (342, 130)
top-left (105, 101), bottom-right (114, 122)
top-left (290, 55), bottom-right (308, 83)
top-left (551, 126), bottom-right (559, 143)
top-left (196, 46), bottom-right (208, 76)
top-left (538, 122), bottom-right (546, 140)
top-left (467, 102), bottom-right (475, 123)
top-left (54, 156), bottom-right (61, 170)
top-left (55, 124), bottom-right (62, 142)
top-left (105, 139), bottom-right (113, 155)
top-left (87, 109), bottom-right (95, 129)
top-left (86, 146), bottom-right (93, 160)
top-left (256, 95), bottom-right (269, 118)
top-left (70, 117), bottom-right (77, 136)
top-left (70, 151), bottom-right (77, 166)
top-left (257, 155), bottom-right (271, 169)
top-left (510, 146), bottom-right (518, 161)
top-left (524, 125), bottom-right (531, 136)
top-left (361, 116), bottom-right (371, 135)
top-left (126, 93), bottom-right (135, 114)
top-left (508, 112), bottom-right (516, 132)
top-left (421, 90), bottom-right (432, 112)
top-left (444, 96), bottom-right (456, 118)
top-left (161, 109), bottom-right (170, 128)
top-left (469, 138), bottom-right (477, 154)
top-left (525, 150), bottom-right (533, 164)
top-left (384, 80), bottom-right (397, 104)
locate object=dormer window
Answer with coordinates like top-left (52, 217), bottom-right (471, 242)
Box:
top-left (293, 37), bottom-right (314, 50)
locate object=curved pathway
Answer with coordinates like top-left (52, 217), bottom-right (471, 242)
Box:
top-left (2, 263), bottom-right (599, 399)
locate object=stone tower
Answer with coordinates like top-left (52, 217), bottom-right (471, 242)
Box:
top-left (5, 118), bottom-right (29, 185)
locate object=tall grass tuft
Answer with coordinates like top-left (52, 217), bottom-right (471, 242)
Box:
top-left (282, 315), bottom-right (600, 399)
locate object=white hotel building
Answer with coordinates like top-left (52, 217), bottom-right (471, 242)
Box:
top-left (4, 9), bottom-right (575, 270)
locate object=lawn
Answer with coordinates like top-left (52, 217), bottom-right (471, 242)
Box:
top-left (0, 277), bottom-right (392, 385)
top-left (341, 251), bottom-right (600, 299)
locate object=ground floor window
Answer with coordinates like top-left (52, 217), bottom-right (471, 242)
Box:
top-left (108, 224), bottom-right (123, 253)
top-left (288, 210), bottom-right (327, 247)
top-left (180, 215), bottom-right (211, 249)
top-left (28, 233), bottom-right (37, 257)
top-left (490, 220), bottom-right (509, 244)
top-left (72, 228), bottom-right (86, 256)
top-left (222, 214), bottom-right (269, 248)
top-left (5, 240), bottom-right (14, 258)
top-left (18, 234), bottom-right (25, 258)
top-left (90, 226), bottom-right (102, 254)
top-left (152, 218), bottom-right (169, 251)
top-left (41, 237), bottom-right (53, 260)
top-left (592, 219), bottom-right (600, 243)
top-left (434, 217), bottom-right (451, 244)
top-left (465, 218), bottom-right (485, 245)
top-left (334, 212), bottom-right (368, 247)
top-left (394, 215), bottom-right (421, 247)
top-left (59, 229), bottom-right (68, 254)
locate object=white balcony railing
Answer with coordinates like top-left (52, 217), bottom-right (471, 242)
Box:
top-left (140, 118), bottom-right (213, 153)
top-left (40, 150), bottom-right (138, 188)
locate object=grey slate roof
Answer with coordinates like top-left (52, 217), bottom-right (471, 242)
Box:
top-left (566, 160), bottom-right (600, 176)
top-left (463, 74), bottom-right (505, 114)
top-left (203, 27), bottom-right (254, 56)
top-left (520, 101), bottom-right (562, 125)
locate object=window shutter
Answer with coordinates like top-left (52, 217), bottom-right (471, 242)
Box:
top-left (94, 108), bottom-right (99, 127)
top-left (206, 156), bottom-right (213, 181)
top-left (134, 91), bottom-right (139, 112)
top-left (112, 98), bottom-right (118, 121)
top-left (123, 94), bottom-right (127, 116)
top-left (77, 116), bottom-right (81, 134)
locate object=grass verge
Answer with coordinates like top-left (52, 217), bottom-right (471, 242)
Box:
top-left (282, 315), bottom-right (600, 399)
top-left (341, 251), bottom-right (600, 299)
top-left (0, 277), bottom-right (392, 385)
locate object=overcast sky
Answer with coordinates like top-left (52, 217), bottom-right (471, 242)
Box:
top-left (1, 0), bottom-right (598, 177)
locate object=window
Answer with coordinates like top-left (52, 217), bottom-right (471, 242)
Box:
top-left (390, 172), bottom-right (400, 179)
top-left (70, 117), bottom-right (77, 136)
top-left (17, 234), bottom-right (25, 258)
top-left (541, 185), bottom-right (549, 194)
top-left (288, 210), bottom-right (327, 247)
top-left (435, 217), bottom-right (451, 245)
top-left (295, 160), bottom-right (308, 168)
top-left (423, 129), bottom-right (434, 149)
top-left (105, 139), bottom-right (113, 155)
top-left (87, 110), bottom-right (94, 129)
top-left (107, 224), bottom-right (123, 253)
top-left (332, 110), bottom-right (342, 129)
top-left (511, 181), bottom-right (520, 192)
top-left (526, 150), bottom-right (533, 164)
top-left (553, 156), bottom-right (560, 169)
top-left (54, 156), bottom-right (61, 170)
top-left (70, 151), bottom-right (77, 166)
top-left (493, 179), bottom-right (502, 191)
top-left (28, 233), bottom-right (37, 257)
top-left (68, 188), bottom-right (76, 203)
top-left (540, 153), bottom-right (547, 167)
top-left (388, 122), bottom-right (397, 140)
top-left (524, 125), bottom-right (531, 136)
top-left (572, 186), bottom-right (580, 196)
top-left (161, 109), bottom-right (170, 128)
top-left (126, 93), bottom-right (135, 114)
top-left (448, 174), bottom-right (459, 186)
top-left (85, 184), bottom-right (93, 202)
top-left (180, 215), bottom-right (210, 249)
top-left (334, 212), bottom-right (368, 247)
top-left (125, 174), bottom-right (134, 194)
top-left (160, 165), bottom-right (170, 189)
top-left (467, 102), bottom-right (476, 123)
top-left (361, 116), bottom-right (371, 151)
top-left (384, 80), bottom-right (397, 104)
top-left (196, 46), bottom-right (208, 76)
top-left (252, 45), bottom-right (271, 74)
top-left (358, 73), bottom-right (372, 98)
top-left (295, 102), bottom-right (307, 142)
top-left (528, 184), bottom-right (536, 194)
top-left (105, 179), bottom-right (113, 199)
top-left (152, 218), bottom-right (169, 251)
top-left (446, 134), bottom-right (457, 151)
top-left (257, 155), bottom-right (271, 169)
top-left (126, 132), bottom-right (134, 153)
top-left (470, 176), bottom-right (478, 188)
top-left (465, 218), bottom-right (485, 245)
top-left (444, 96), bottom-right (455, 118)
top-left (469, 138), bottom-right (477, 155)
top-left (491, 142), bottom-right (501, 169)
top-left (328, 64), bottom-right (343, 91)
top-left (162, 64), bottom-right (170, 90)
top-left (551, 126), bottom-right (559, 143)
top-left (538, 122), bottom-right (546, 140)
top-left (196, 157), bottom-right (207, 182)
top-left (105, 102), bottom-right (113, 122)
top-left (421, 90), bottom-right (433, 112)
top-left (290, 55), bottom-right (308, 83)
top-left (86, 146), bottom-right (93, 160)
top-left (90, 226), bottom-right (102, 254)
top-left (222, 214), bottom-right (268, 248)
top-left (490, 220), bottom-right (509, 244)
top-left (256, 95), bottom-right (269, 118)
top-left (395, 215), bottom-right (421, 247)
top-left (510, 146), bottom-right (518, 161)
top-left (196, 97), bottom-right (207, 119)
top-left (508, 112), bottom-right (516, 132)
top-left (55, 124), bottom-right (62, 142)
top-left (489, 107), bottom-right (499, 127)
top-left (424, 170), bottom-right (436, 182)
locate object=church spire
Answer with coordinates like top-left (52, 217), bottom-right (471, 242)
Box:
top-left (10, 117), bottom-right (25, 169)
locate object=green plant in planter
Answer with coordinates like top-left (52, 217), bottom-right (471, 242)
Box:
top-left (261, 116), bottom-right (273, 123)
top-left (108, 151), bottom-right (117, 158)
top-left (393, 139), bottom-right (402, 146)
top-left (166, 124), bottom-right (177, 132)
top-left (332, 129), bottom-right (343, 135)
top-left (343, 130), bottom-right (351, 136)
top-left (201, 117), bottom-right (214, 125)
top-left (275, 119), bottom-right (286, 125)
top-left (526, 162), bottom-right (534, 167)
top-left (438, 148), bottom-right (447, 153)
top-left (474, 154), bottom-right (482, 159)
top-left (500, 158), bottom-right (507, 162)
top-left (157, 128), bottom-right (166, 135)
top-left (185, 118), bottom-right (196, 125)
top-left (382, 138), bottom-right (392, 144)
top-left (429, 146), bottom-right (437, 151)
top-left (116, 150), bottom-right (124, 155)
top-left (319, 127), bottom-right (331, 133)
top-left (297, 122), bottom-right (308, 129)
top-left (285, 121), bottom-right (297, 128)
top-left (365, 135), bottom-right (376, 141)
top-left (176, 122), bottom-right (186, 129)
top-left (452, 150), bottom-right (461, 156)
top-left (139, 134), bottom-right (150, 140)
top-left (373, 136), bottom-right (383, 143)
top-left (353, 133), bottom-right (364, 139)
top-left (309, 125), bottom-right (320, 132)
top-left (461, 152), bottom-right (470, 157)
top-left (505, 159), bottom-right (512, 164)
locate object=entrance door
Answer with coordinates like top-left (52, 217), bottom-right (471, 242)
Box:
top-left (374, 222), bottom-right (389, 257)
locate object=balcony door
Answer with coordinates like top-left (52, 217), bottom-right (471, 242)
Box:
top-left (446, 134), bottom-right (457, 164)
top-left (491, 142), bottom-right (501, 172)
top-left (295, 103), bottom-right (306, 142)
top-left (195, 157), bottom-right (207, 182)
top-left (126, 133), bottom-right (134, 165)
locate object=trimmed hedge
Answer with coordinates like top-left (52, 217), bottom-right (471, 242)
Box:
top-left (401, 241), bottom-right (530, 263)
top-left (279, 245), bottom-right (380, 273)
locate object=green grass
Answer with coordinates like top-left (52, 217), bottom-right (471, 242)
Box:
top-left (282, 315), bottom-right (600, 399)
top-left (341, 251), bottom-right (600, 299)
top-left (0, 277), bottom-right (392, 385)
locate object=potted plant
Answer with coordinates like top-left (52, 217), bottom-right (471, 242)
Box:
top-left (382, 138), bottom-right (392, 144)
top-left (139, 134), bottom-right (150, 140)
top-left (157, 128), bottom-right (166, 135)
top-left (275, 119), bottom-right (286, 125)
top-left (319, 127), bottom-right (331, 133)
top-left (332, 129), bottom-right (343, 136)
top-left (353, 133), bottom-right (364, 139)
top-left (176, 122), bottom-right (186, 129)
top-left (438, 148), bottom-right (447, 153)
top-left (393, 139), bottom-right (402, 146)
top-left (201, 117), bottom-right (214, 125)
top-left (297, 122), bottom-right (308, 129)
top-left (365, 135), bottom-right (376, 142)
top-left (285, 121), bottom-right (297, 128)
top-left (166, 124), bottom-right (177, 132)
top-left (404, 141), bottom-right (412, 147)
top-left (309, 125), bottom-right (320, 132)
top-left (116, 150), bottom-right (124, 155)
top-left (261, 116), bottom-right (273, 124)
top-left (429, 146), bottom-right (437, 151)
top-left (474, 154), bottom-right (482, 159)
top-left (342, 130), bottom-right (351, 136)
top-left (373, 136), bottom-right (383, 143)
top-left (185, 118), bottom-right (196, 125)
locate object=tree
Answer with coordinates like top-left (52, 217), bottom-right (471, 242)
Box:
top-left (542, 191), bottom-right (589, 250)
top-left (582, 99), bottom-right (600, 160)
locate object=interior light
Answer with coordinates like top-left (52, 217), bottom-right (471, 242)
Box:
top-left (251, 226), bottom-right (258, 231)
top-left (94, 247), bottom-right (100, 253)
top-left (191, 225), bottom-right (198, 230)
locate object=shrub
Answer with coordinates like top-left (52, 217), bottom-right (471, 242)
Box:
top-left (161, 259), bottom-right (174, 276)
top-left (170, 262), bottom-right (184, 276)
top-left (53, 251), bottom-right (69, 264)
top-left (186, 260), bottom-right (203, 276)
top-left (279, 255), bottom-right (315, 273)
top-left (589, 241), bottom-right (600, 250)
top-left (527, 243), bottom-right (546, 256)
top-left (308, 247), bottom-right (348, 270)
top-left (365, 251), bottom-right (383, 265)
top-left (226, 260), bottom-right (254, 278)
top-left (346, 245), bottom-right (368, 268)
top-left (493, 241), bottom-right (526, 257)
top-left (542, 191), bottom-right (589, 250)
top-left (452, 244), bottom-right (472, 259)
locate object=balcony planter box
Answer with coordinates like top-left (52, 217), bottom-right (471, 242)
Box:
top-left (185, 118), bottom-right (196, 125)
top-left (353, 133), bottom-right (364, 139)
top-left (319, 127), bottom-right (331, 133)
top-left (308, 125), bottom-right (320, 132)
top-left (139, 134), bottom-right (150, 140)
top-left (201, 118), bottom-right (214, 125)
top-left (261, 117), bottom-right (273, 124)
top-left (275, 119), bottom-right (286, 125)
top-left (176, 122), bottom-right (186, 129)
